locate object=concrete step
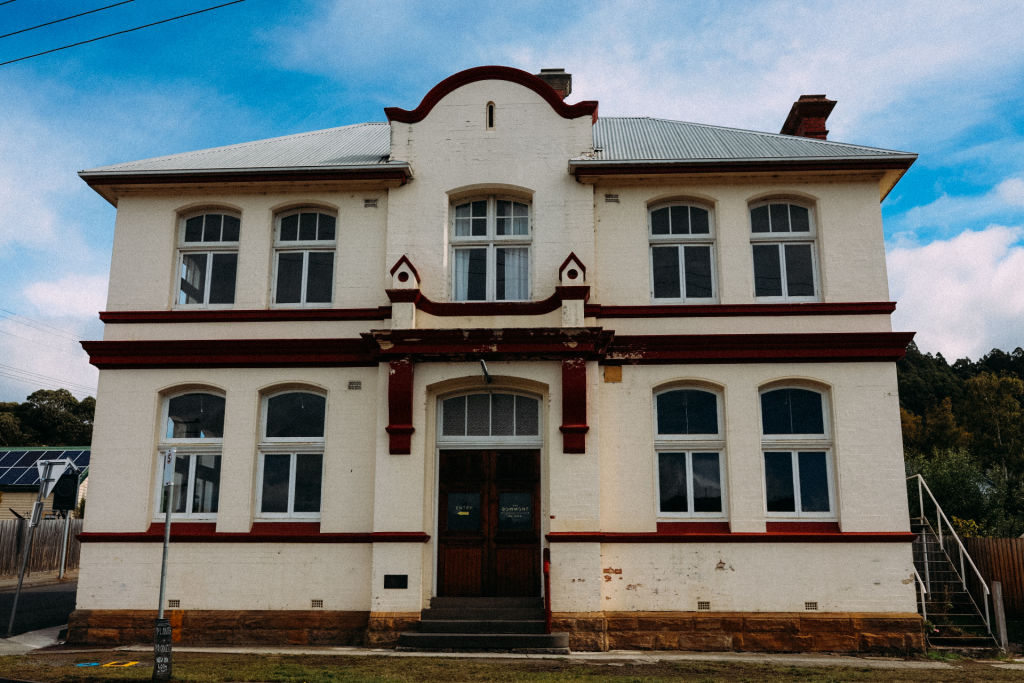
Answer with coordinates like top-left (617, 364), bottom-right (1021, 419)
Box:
top-left (430, 596), bottom-right (542, 609)
top-left (396, 631), bottom-right (569, 652)
top-left (421, 607), bottom-right (544, 621)
top-left (418, 619), bottom-right (546, 634)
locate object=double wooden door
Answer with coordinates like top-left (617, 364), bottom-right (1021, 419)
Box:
top-left (438, 449), bottom-right (540, 597)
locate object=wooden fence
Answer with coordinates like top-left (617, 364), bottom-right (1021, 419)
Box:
top-left (966, 537), bottom-right (1024, 617)
top-left (0, 518), bottom-right (82, 576)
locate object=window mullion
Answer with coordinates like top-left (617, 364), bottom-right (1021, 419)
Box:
top-left (791, 451), bottom-right (802, 513)
top-left (185, 455), bottom-right (197, 516)
top-left (288, 452), bottom-right (297, 514)
top-left (685, 451), bottom-right (695, 514)
top-left (678, 245), bottom-right (686, 300)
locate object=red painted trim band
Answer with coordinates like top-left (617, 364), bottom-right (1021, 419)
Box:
top-left (82, 169), bottom-right (411, 187)
top-left (100, 308), bottom-right (392, 324)
top-left (586, 302), bottom-right (897, 318)
top-left (547, 531), bottom-right (915, 543)
top-left (604, 332), bottom-right (915, 364)
top-left (385, 66), bottom-right (599, 124)
top-left (81, 338), bottom-right (377, 369)
top-left (82, 331), bottom-right (914, 369)
top-left (79, 523), bottom-right (430, 544)
top-left (387, 359), bottom-right (415, 454)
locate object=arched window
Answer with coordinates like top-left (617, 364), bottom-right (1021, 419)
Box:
top-left (760, 386), bottom-right (834, 517)
top-left (177, 211), bottom-right (239, 307)
top-left (157, 392), bottom-right (225, 518)
top-left (750, 201), bottom-right (818, 301)
top-left (451, 197), bottom-right (531, 301)
top-left (654, 387), bottom-right (725, 517)
top-left (273, 208), bottom-right (336, 306)
top-left (258, 391), bottom-right (326, 517)
top-left (649, 203), bottom-right (715, 302)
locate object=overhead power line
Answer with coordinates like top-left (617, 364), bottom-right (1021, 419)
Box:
top-left (0, 1), bottom-right (136, 40)
top-left (0, 309), bottom-right (83, 343)
top-left (0, 363), bottom-right (96, 395)
top-left (0, 0), bottom-right (245, 67)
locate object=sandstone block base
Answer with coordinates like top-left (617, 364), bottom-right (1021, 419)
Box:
top-left (552, 611), bottom-right (924, 654)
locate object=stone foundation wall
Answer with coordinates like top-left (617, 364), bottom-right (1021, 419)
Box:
top-left (366, 612), bottom-right (422, 647)
top-left (66, 610), bottom-right (369, 646)
top-left (552, 612), bottom-right (924, 654)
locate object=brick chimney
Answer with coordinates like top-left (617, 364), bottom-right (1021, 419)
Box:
top-left (780, 94), bottom-right (836, 140)
top-left (536, 68), bottom-right (572, 99)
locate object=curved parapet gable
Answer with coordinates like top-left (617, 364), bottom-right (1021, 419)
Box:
top-left (384, 65), bottom-right (599, 124)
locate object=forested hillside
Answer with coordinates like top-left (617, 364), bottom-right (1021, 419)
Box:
top-left (899, 343), bottom-right (1024, 536)
top-left (0, 389), bottom-right (94, 447)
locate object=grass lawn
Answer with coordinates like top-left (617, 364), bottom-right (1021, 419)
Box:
top-left (0, 651), bottom-right (1021, 682)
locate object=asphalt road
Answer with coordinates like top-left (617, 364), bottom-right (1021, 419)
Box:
top-left (0, 581), bottom-right (76, 637)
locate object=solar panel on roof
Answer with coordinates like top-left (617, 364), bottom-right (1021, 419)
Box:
top-left (15, 452), bottom-right (41, 467)
top-left (12, 468), bottom-right (38, 485)
top-left (0, 451), bottom-right (25, 467)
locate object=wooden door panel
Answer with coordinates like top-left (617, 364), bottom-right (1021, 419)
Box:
top-left (439, 449), bottom-right (540, 597)
top-left (441, 546), bottom-right (483, 596)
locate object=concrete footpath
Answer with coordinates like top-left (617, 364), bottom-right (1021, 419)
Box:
top-left (4, 624), bottom-right (1024, 671)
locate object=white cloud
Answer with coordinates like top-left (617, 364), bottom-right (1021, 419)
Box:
top-left (890, 176), bottom-right (1024, 240)
top-left (887, 226), bottom-right (1024, 359)
top-left (24, 275), bottom-right (108, 321)
top-left (0, 316), bottom-right (98, 401)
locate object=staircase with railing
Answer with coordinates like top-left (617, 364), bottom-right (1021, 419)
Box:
top-left (907, 474), bottom-right (999, 651)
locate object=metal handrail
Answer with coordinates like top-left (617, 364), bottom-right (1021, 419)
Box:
top-left (907, 473), bottom-right (991, 633)
top-left (913, 567), bottom-right (928, 622)
top-left (542, 547), bottom-right (552, 634)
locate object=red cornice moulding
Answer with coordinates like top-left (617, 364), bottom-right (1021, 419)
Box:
top-left (100, 301), bottom-right (893, 325)
top-left (546, 531), bottom-right (915, 543)
top-left (99, 308), bottom-right (392, 324)
top-left (604, 332), bottom-right (916, 364)
top-left (364, 327), bottom-right (614, 361)
top-left (384, 66), bottom-right (599, 124)
top-left (587, 302), bottom-right (897, 318)
top-left (384, 288), bottom-right (589, 316)
top-left (79, 522), bottom-right (429, 544)
top-left (81, 338), bottom-right (377, 369)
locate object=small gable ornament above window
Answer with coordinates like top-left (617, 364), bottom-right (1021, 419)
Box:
top-left (558, 252), bottom-right (587, 285)
top-left (389, 255), bottom-right (421, 290)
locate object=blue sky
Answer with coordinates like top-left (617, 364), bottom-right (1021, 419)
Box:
top-left (1, 0), bottom-right (1023, 401)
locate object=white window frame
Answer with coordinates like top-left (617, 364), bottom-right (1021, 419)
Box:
top-left (154, 391), bottom-right (225, 520)
top-left (436, 391), bottom-right (543, 449)
top-left (749, 201), bottom-right (819, 302)
top-left (450, 196), bottom-right (532, 302)
top-left (175, 211), bottom-right (240, 308)
top-left (653, 388), bottom-right (727, 519)
top-left (256, 390), bottom-right (326, 519)
top-left (648, 203), bottom-right (717, 303)
top-left (272, 208), bottom-right (337, 308)
top-left (760, 386), bottom-right (836, 519)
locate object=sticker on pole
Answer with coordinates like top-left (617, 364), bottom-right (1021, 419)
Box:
top-left (162, 449), bottom-right (177, 487)
top-left (36, 459), bottom-right (72, 498)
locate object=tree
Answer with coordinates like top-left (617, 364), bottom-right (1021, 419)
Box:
top-left (961, 372), bottom-right (1024, 480)
top-left (0, 389), bottom-right (94, 447)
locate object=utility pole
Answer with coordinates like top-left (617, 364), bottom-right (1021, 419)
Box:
top-left (153, 449), bottom-right (175, 681)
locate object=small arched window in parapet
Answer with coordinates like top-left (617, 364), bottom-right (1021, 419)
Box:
top-left (486, 102), bottom-right (495, 129)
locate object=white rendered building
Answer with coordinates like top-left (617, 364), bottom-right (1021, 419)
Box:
top-left (71, 67), bottom-right (921, 652)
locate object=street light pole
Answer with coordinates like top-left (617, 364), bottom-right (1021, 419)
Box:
top-left (153, 449), bottom-right (175, 681)
top-left (4, 463), bottom-right (50, 638)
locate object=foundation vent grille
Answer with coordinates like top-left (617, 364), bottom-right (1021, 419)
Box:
top-left (311, 599), bottom-right (324, 609)
top-left (804, 601), bottom-right (818, 611)
top-left (167, 599), bottom-right (180, 608)
top-left (604, 193), bottom-right (620, 203)
top-left (697, 601), bottom-right (710, 611)
top-left (364, 198), bottom-right (378, 208)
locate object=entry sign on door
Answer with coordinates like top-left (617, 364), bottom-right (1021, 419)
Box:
top-left (498, 492), bottom-right (532, 530)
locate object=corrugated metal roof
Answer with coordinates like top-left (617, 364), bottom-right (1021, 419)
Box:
top-left (589, 117), bottom-right (914, 163)
top-left (80, 116), bottom-right (914, 177)
top-left (82, 122), bottom-right (394, 175)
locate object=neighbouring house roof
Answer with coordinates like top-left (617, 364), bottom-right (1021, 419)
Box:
top-left (0, 448), bottom-right (90, 490)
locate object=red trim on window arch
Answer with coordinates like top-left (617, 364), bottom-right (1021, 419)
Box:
top-left (384, 66), bottom-right (599, 124)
